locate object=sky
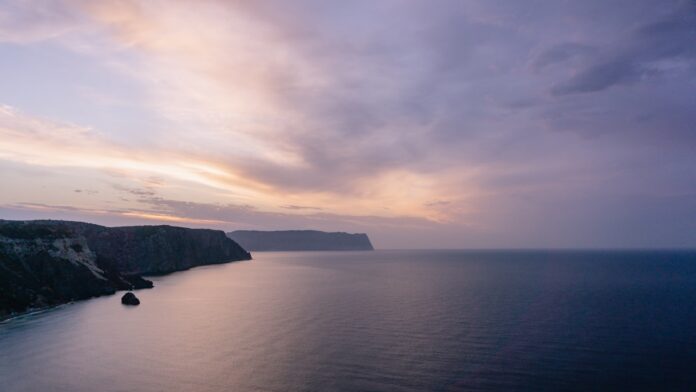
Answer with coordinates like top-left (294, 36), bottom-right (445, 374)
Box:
top-left (0, 0), bottom-right (695, 248)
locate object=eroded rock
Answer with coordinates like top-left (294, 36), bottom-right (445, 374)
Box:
top-left (121, 292), bottom-right (140, 306)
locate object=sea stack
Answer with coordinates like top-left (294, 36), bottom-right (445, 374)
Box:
top-left (121, 292), bottom-right (140, 306)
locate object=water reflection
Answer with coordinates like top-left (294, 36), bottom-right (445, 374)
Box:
top-left (2, 250), bottom-right (696, 391)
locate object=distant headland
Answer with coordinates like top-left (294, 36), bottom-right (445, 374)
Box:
top-left (227, 230), bottom-right (374, 251)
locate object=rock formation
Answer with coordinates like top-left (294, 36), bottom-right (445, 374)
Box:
top-left (227, 230), bottom-right (374, 251)
top-left (121, 292), bottom-right (140, 306)
top-left (0, 220), bottom-right (251, 319)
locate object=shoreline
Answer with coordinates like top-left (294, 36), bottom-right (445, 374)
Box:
top-left (0, 257), bottom-right (251, 323)
top-left (0, 286), bottom-right (152, 324)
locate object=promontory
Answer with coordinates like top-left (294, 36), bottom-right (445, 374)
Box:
top-left (0, 220), bottom-right (251, 320)
top-left (227, 230), bottom-right (374, 251)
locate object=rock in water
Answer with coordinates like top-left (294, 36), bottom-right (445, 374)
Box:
top-left (121, 292), bottom-right (140, 306)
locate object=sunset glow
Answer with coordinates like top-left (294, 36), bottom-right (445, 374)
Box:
top-left (1, 0), bottom-right (695, 248)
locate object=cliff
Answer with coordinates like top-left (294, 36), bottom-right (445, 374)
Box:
top-left (72, 223), bottom-right (252, 275)
top-left (227, 230), bottom-right (374, 251)
top-left (0, 220), bottom-right (251, 319)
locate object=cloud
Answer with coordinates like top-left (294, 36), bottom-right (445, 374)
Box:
top-left (550, 2), bottom-right (696, 95)
top-left (1, 0), bottom-right (696, 247)
top-left (551, 58), bottom-right (638, 95)
top-left (4, 202), bottom-right (229, 225)
top-left (282, 205), bottom-right (323, 211)
top-left (533, 43), bottom-right (596, 70)
top-left (74, 189), bottom-right (99, 195)
top-left (0, 105), bottom-right (269, 197)
top-left (0, 0), bottom-right (82, 43)
top-left (0, 105), bottom-right (451, 222)
top-left (112, 184), bottom-right (156, 197)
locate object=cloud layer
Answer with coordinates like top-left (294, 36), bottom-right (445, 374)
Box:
top-left (0, 0), bottom-right (695, 247)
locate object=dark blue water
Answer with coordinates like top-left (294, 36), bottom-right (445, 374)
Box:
top-left (2, 250), bottom-right (696, 391)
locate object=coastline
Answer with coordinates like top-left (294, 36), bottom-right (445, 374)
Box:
top-left (0, 258), bottom-right (252, 323)
top-left (0, 220), bottom-right (252, 321)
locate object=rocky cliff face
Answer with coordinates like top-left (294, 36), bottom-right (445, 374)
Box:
top-left (0, 220), bottom-right (250, 319)
top-left (80, 224), bottom-right (252, 275)
top-left (227, 230), bottom-right (374, 251)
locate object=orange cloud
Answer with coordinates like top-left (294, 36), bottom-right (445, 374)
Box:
top-left (0, 1), bottom-right (479, 226)
top-left (0, 104), bottom-right (458, 222)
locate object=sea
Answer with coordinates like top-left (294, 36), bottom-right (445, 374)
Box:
top-left (2, 250), bottom-right (696, 391)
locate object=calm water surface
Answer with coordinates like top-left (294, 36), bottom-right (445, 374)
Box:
top-left (2, 250), bottom-right (696, 391)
